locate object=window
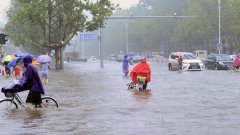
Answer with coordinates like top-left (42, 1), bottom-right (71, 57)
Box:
top-left (171, 54), bottom-right (177, 59)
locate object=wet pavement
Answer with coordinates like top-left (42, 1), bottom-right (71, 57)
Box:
top-left (0, 60), bottom-right (240, 135)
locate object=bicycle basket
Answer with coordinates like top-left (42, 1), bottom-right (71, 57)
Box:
top-left (137, 76), bottom-right (146, 84)
top-left (4, 93), bottom-right (14, 98)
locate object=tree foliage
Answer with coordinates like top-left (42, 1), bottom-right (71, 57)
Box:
top-left (4, 0), bottom-right (116, 69)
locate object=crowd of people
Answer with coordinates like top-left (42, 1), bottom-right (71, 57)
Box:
top-left (0, 54), bottom-right (50, 84)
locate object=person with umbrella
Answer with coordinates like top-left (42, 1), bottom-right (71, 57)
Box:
top-left (178, 55), bottom-right (183, 71)
top-left (40, 62), bottom-right (50, 84)
top-left (2, 54), bottom-right (16, 77)
top-left (12, 61), bottom-right (21, 80)
top-left (37, 54), bottom-right (51, 84)
top-left (122, 55), bottom-right (131, 76)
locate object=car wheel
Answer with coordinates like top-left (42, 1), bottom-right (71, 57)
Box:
top-left (215, 65), bottom-right (218, 70)
top-left (205, 64), bottom-right (208, 70)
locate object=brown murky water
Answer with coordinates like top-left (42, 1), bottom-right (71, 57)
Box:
top-left (0, 61), bottom-right (240, 135)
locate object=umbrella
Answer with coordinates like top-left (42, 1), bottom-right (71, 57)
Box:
top-left (8, 57), bottom-right (22, 68)
top-left (18, 53), bottom-right (34, 59)
top-left (7, 54), bottom-right (35, 68)
top-left (127, 52), bottom-right (136, 57)
top-left (37, 55), bottom-right (51, 63)
top-left (176, 52), bottom-right (183, 57)
top-left (32, 58), bottom-right (40, 68)
top-left (1, 55), bottom-right (16, 64)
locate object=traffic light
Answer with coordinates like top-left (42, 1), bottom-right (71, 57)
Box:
top-left (0, 33), bottom-right (8, 44)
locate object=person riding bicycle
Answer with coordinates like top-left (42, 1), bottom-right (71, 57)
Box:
top-left (2, 55), bottom-right (45, 110)
top-left (129, 57), bottom-right (151, 90)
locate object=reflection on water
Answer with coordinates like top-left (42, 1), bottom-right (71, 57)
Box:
top-left (0, 61), bottom-right (240, 135)
top-left (23, 110), bottom-right (45, 128)
top-left (132, 89), bottom-right (152, 102)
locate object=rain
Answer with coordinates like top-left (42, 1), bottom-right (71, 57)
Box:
top-left (1, 0), bottom-right (240, 135)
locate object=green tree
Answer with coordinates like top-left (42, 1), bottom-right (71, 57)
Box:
top-left (4, 0), bottom-right (116, 69)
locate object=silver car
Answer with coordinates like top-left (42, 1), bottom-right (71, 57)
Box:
top-left (168, 52), bottom-right (204, 71)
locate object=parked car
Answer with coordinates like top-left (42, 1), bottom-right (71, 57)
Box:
top-left (132, 55), bottom-right (144, 63)
top-left (168, 52), bottom-right (204, 71)
top-left (194, 50), bottom-right (208, 61)
top-left (229, 54), bottom-right (237, 61)
top-left (117, 54), bottom-right (124, 62)
top-left (89, 56), bottom-right (97, 60)
top-left (110, 54), bottom-right (118, 61)
top-left (205, 54), bottom-right (233, 70)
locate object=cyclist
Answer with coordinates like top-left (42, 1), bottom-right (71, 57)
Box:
top-left (21, 55), bottom-right (45, 109)
top-left (129, 57), bottom-right (151, 90)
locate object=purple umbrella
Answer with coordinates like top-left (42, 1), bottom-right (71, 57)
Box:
top-left (37, 55), bottom-right (51, 63)
top-left (127, 52), bottom-right (136, 57)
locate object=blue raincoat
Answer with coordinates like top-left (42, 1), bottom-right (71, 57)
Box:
top-left (122, 55), bottom-right (130, 74)
top-left (20, 55), bottom-right (45, 94)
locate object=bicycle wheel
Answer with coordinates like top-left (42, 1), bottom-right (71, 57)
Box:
top-left (0, 99), bottom-right (18, 110)
top-left (41, 96), bottom-right (58, 109)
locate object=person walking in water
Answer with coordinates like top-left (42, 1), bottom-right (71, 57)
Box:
top-left (122, 55), bottom-right (130, 76)
top-left (178, 56), bottom-right (183, 71)
top-left (130, 57), bottom-right (151, 90)
top-left (13, 62), bottom-right (21, 80)
top-left (40, 62), bottom-right (50, 84)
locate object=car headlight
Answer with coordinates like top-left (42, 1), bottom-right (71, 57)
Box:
top-left (219, 61), bottom-right (224, 65)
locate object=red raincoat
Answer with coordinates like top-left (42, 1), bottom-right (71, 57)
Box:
top-left (233, 55), bottom-right (240, 67)
top-left (130, 60), bottom-right (151, 84)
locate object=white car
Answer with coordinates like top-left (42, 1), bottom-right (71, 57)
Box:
top-left (229, 55), bottom-right (237, 61)
top-left (89, 56), bottom-right (97, 60)
top-left (168, 52), bottom-right (204, 71)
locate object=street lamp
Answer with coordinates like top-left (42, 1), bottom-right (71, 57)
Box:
top-left (125, 16), bottom-right (128, 54)
top-left (218, 0), bottom-right (221, 54)
top-left (125, 12), bottom-right (132, 54)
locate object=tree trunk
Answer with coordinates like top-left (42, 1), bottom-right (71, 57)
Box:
top-left (55, 47), bottom-right (61, 70)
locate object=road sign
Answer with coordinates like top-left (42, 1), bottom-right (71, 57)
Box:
top-left (216, 43), bottom-right (223, 49)
top-left (80, 33), bottom-right (97, 41)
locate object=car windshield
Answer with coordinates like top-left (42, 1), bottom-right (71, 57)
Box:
top-left (182, 54), bottom-right (197, 60)
top-left (216, 55), bottom-right (232, 61)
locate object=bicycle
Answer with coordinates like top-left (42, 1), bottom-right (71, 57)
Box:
top-left (0, 92), bottom-right (59, 110)
top-left (127, 76), bottom-right (146, 91)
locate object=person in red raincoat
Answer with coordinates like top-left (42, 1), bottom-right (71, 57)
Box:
top-left (130, 57), bottom-right (151, 90)
top-left (178, 56), bottom-right (183, 70)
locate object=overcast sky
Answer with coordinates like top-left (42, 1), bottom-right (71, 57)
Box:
top-left (0, 0), bottom-right (139, 25)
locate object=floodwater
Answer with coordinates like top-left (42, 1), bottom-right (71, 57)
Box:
top-left (0, 60), bottom-right (240, 135)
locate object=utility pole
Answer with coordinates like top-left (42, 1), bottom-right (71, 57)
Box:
top-left (98, 28), bottom-right (103, 68)
top-left (218, 0), bottom-right (222, 54)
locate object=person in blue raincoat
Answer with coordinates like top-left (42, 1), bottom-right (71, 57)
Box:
top-left (122, 55), bottom-right (130, 76)
top-left (21, 55), bottom-right (45, 109)
top-left (2, 55), bottom-right (45, 110)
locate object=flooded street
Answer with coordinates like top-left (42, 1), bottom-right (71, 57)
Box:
top-left (0, 60), bottom-right (240, 135)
